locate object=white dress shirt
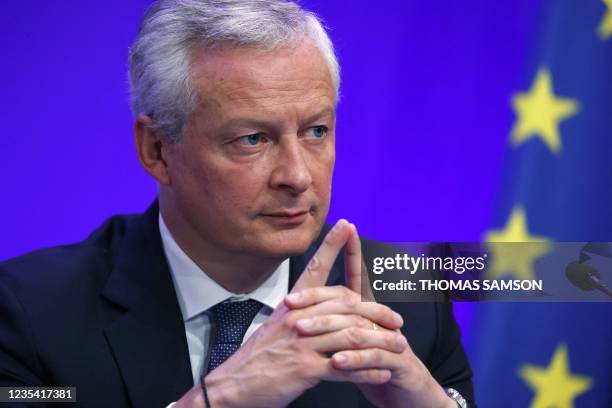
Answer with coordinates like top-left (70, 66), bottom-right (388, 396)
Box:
top-left (158, 214), bottom-right (289, 386)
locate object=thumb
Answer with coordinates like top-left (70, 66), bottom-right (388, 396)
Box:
top-left (291, 219), bottom-right (351, 293)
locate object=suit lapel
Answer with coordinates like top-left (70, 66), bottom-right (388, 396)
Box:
top-left (102, 202), bottom-right (193, 407)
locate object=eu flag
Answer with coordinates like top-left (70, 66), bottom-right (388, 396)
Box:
top-left (468, 1), bottom-right (612, 407)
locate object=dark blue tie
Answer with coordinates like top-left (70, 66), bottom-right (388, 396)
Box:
top-left (207, 299), bottom-right (263, 372)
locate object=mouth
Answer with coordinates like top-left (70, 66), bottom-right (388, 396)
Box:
top-left (260, 210), bottom-right (310, 225)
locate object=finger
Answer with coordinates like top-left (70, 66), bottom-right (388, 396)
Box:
top-left (285, 286), bottom-right (397, 330)
top-left (291, 219), bottom-right (351, 293)
top-left (360, 257), bottom-right (376, 302)
top-left (301, 327), bottom-right (408, 354)
top-left (343, 223), bottom-right (376, 302)
top-left (295, 314), bottom-right (379, 336)
top-left (331, 348), bottom-right (408, 372)
top-left (321, 366), bottom-right (392, 384)
top-left (288, 294), bottom-right (403, 330)
top-left (285, 285), bottom-right (352, 308)
top-left (305, 354), bottom-right (392, 384)
top-left (344, 223), bottom-right (362, 294)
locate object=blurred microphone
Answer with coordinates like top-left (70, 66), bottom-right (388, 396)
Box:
top-left (565, 261), bottom-right (612, 298)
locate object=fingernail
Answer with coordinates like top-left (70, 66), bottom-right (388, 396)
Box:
top-left (286, 293), bottom-right (302, 303)
top-left (334, 353), bottom-right (348, 364)
top-left (297, 318), bottom-right (314, 330)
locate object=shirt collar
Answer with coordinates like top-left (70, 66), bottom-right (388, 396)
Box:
top-left (159, 213), bottom-right (289, 322)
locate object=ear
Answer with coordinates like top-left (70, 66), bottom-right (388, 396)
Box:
top-left (134, 115), bottom-right (171, 185)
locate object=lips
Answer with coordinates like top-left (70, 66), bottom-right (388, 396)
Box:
top-left (260, 209), bottom-right (310, 225)
top-left (263, 210), bottom-right (309, 217)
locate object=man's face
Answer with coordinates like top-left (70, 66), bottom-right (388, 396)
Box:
top-left (164, 40), bottom-right (336, 260)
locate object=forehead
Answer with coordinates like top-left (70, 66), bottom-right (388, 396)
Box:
top-left (189, 40), bottom-right (335, 118)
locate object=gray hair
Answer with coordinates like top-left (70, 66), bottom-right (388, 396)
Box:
top-left (128, 0), bottom-right (340, 144)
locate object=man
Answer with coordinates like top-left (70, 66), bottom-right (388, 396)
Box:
top-left (0, 1), bottom-right (474, 407)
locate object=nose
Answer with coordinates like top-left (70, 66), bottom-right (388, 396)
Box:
top-left (269, 138), bottom-right (313, 195)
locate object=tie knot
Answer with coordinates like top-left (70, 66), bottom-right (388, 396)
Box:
top-left (210, 299), bottom-right (263, 344)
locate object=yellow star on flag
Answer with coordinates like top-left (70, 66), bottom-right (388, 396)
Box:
top-left (510, 68), bottom-right (579, 154)
top-left (519, 343), bottom-right (593, 408)
top-left (600, 0), bottom-right (612, 39)
top-left (485, 206), bottom-right (551, 280)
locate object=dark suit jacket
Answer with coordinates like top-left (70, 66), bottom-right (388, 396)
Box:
top-left (0, 202), bottom-right (475, 407)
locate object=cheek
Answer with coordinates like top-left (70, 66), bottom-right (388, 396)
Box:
top-left (309, 149), bottom-right (335, 210)
top-left (193, 158), bottom-right (270, 214)
top-left (168, 151), bottom-right (226, 215)
top-left (312, 146), bottom-right (335, 188)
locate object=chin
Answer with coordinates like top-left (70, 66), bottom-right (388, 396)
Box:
top-left (251, 226), bottom-right (320, 259)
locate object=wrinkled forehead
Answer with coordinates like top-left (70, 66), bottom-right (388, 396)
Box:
top-left (188, 40), bottom-right (336, 118)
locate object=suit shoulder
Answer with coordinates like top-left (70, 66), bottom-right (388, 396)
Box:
top-left (360, 236), bottom-right (399, 257)
top-left (0, 212), bottom-right (139, 293)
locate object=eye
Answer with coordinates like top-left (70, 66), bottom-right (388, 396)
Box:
top-left (305, 126), bottom-right (328, 139)
top-left (236, 133), bottom-right (265, 146)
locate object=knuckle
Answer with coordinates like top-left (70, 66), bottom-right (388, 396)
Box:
top-left (304, 286), bottom-right (323, 303)
top-left (285, 339), bottom-right (299, 353)
top-left (376, 304), bottom-right (394, 323)
top-left (306, 255), bottom-right (321, 273)
top-left (375, 369), bottom-right (390, 383)
top-left (303, 287), bottom-right (317, 297)
top-left (283, 311), bottom-right (299, 330)
top-left (366, 369), bottom-right (380, 383)
top-left (342, 294), bottom-right (357, 308)
top-left (298, 287), bottom-right (314, 302)
top-left (352, 351), bottom-right (363, 365)
top-left (318, 315), bottom-right (332, 329)
top-left (371, 349), bottom-right (384, 364)
top-left (384, 332), bottom-right (399, 348)
top-left (345, 327), bottom-right (364, 347)
top-left (377, 303), bottom-right (392, 315)
top-left (300, 288), bottom-right (317, 299)
top-left (356, 316), bottom-right (371, 330)
top-left (397, 333), bottom-right (408, 348)
top-left (332, 285), bottom-right (350, 296)
top-left (374, 302), bottom-right (389, 311)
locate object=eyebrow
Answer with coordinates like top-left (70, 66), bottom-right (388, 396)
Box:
top-left (301, 107), bottom-right (336, 125)
top-left (216, 106), bottom-right (335, 134)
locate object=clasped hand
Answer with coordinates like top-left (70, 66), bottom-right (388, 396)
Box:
top-left (178, 220), bottom-right (454, 408)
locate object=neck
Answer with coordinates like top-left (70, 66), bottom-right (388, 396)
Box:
top-left (191, 251), bottom-right (282, 294)
top-left (159, 200), bottom-right (283, 294)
